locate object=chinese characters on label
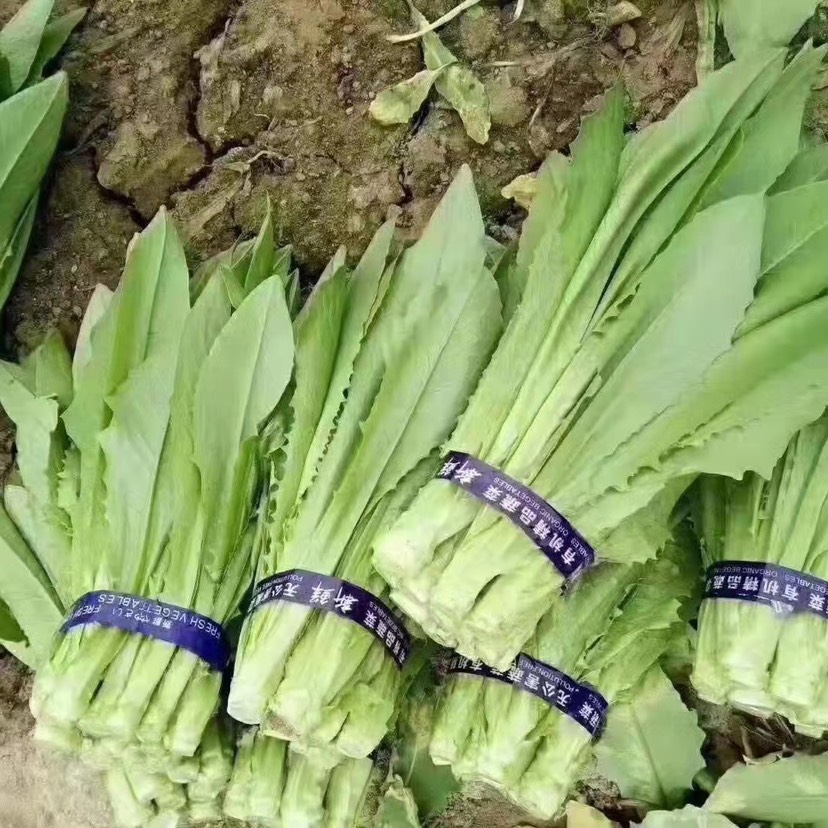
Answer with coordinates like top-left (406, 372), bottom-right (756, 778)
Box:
top-left (447, 651), bottom-right (608, 739)
top-left (62, 591), bottom-right (230, 672)
top-left (704, 561), bottom-right (828, 619)
top-left (436, 451), bottom-right (595, 579)
top-left (248, 570), bottom-right (411, 668)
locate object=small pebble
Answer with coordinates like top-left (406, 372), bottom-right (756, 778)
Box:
top-left (617, 23), bottom-right (637, 50)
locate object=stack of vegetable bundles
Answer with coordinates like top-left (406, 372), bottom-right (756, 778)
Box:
top-left (0, 162), bottom-right (503, 825)
top-left (369, 40), bottom-right (828, 820)
top-left (7, 23), bottom-right (828, 828)
top-left (692, 415), bottom-right (828, 736)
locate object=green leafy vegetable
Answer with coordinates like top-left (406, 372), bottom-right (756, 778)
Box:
top-left (0, 0), bottom-right (84, 323)
top-left (595, 665), bottom-right (704, 809)
top-left (393, 659), bottom-right (459, 819)
top-left (719, 0), bottom-right (820, 57)
top-left (640, 806), bottom-right (737, 828)
top-left (224, 728), bottom-right (376, 828)
top-left (0, 0), bottom-right (55, 97)
top-left (0, 593), bottom-right (25, 643)
top-left (26, 7), bottom-right (86, 85)
top-left (567, 801), bottom-right (617, 828)
top-left (376, 777), bottom-right (424, 828)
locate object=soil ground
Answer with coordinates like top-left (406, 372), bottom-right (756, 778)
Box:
top-left (0, 0), bottom-right (790, 825)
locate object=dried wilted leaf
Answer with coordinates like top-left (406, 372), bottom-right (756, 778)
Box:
top-left (413, 4), bottom-right (490, 143)
top-left (369, 66), bottom-right (448, 126)
top-left (501, 172), bottom-right (537, 209)
top-left (437, 64), bottom-right (490, 143)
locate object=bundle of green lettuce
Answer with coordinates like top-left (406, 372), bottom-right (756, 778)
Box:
top-left (227, 167), bottom-right (504, 762)
top-left (224, 727), bottom-right (380, 828)
top-left (0, 206), bottom-right (299, 825)
top-left (692, 415), bottom-right (828, 735)
top-left (0, 378), bottom-right (231, 824)
top-left (0, 0), bottom-right (85, 318)
top-left (428, 513), bottom-right (700, 820)
top-left (373, 44), bottom-right (828, 670)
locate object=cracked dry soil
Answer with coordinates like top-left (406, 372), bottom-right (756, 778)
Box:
top-left (0, 0), bottom-right (704, 825)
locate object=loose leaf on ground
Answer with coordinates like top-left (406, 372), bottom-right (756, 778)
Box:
top-left (370, 66), bottom-right (448, 125)
top-left (706, 752), bottom-right (828, 822)
top-left (596, 666), bottom-right (705, 808)
top-left (501, 172), bottom-right (537, 209)
top-left (414, 4), bottom-right (490, 143)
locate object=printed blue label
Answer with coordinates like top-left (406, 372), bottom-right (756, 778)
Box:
top-left (62, 592), bottom-right (231, 672)
top-left (436, 451), bottom-right (595, 579)
top-left (704, 561), bottom-right (828, 619)
top-left (248, 570), bottom-right (411, 668)
top-left (447, 651), bottom-right (608, 739)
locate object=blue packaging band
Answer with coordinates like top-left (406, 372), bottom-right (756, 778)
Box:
top-left (62, 591), bottom-right (231, 672)
top-left (436, 451), bottom-right (595, 579)
top-left (704, 560), bottom-right (828, 619)
top-left (248, 569), bottom-right (412, 668)
top-left (447, 651), bottom-right (608, 739)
